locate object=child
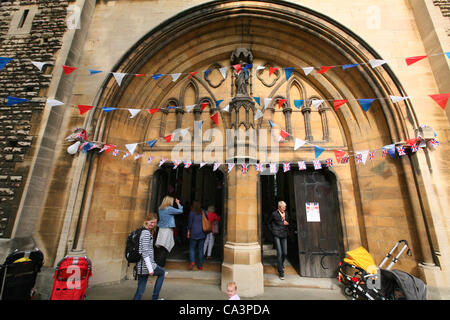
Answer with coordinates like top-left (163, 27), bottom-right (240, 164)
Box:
top-left (227, 281), bottom-right (240, 300)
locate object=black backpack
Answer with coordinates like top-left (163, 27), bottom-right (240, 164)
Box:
top-left (125, 227), bottom-right (145, 263)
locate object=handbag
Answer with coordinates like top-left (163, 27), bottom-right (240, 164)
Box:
top-left (202, 210), bottom-right (212, 233)
top-left (212, 220), bottom-right (219, 234)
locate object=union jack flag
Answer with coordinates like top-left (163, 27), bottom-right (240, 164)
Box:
top-left (241, 163), bottom-right (249, 174)
top-left (283, 162), bottom-right (290, 172)
top-left (159, 158), bottom-right (167, 167)
top-left (227, 163), bottom-right (235, 173)
top-left (134, 153), bottom-right (142, 160)
top-left (411, 145), bottom-right (419, 153)
top-left (341, 156), bottom-right (349, 164)
top-left (396, 146), bottom-right (406, 156)
top-left (355, 153), bottom-right (363, 164)
top-left (382, 149), bottom-right (388, 158)
top-left (428, 139), bottom-right (439, 148)
top-left (269, 163), bottom-right (278, 174)
top-left (306, 202), bottom-right (319, 212)
top-left (313, 160), bottom-right (321, 170)
top-left (173, 160), bottom-right (181, 169)
top-left (112, 149), bottom-right (119, 156)
top-left (213, 163), bottom-right (221, 171)
top-left (298, 161), bottom-right (306, 170)
top-left (369, 151), bottom-right (375, 161)
top-left (122, 152), bottom-right (130, 160)
top-left (256, 163), bottom-right (264, 172)
top-left (147, 156), bottom-right (154, 164)
top-left (325, 158), bottom-right (333, 168)
top-left (184, 161), bottom-right (192, 168)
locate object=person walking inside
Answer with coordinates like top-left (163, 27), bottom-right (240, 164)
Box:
top-left (133, 213), bottom-right (165, 300)
top-left (187, 201), bottom-right (206, 270)
top-left (155, 196), bottom-right (183, 267)
top-left (203, 205), bottom-right (221, 260)
top-left (268, 201), bottom-right (289, 280)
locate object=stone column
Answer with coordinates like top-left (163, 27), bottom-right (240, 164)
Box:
top-left (221, 166), bottom-right (264, 297)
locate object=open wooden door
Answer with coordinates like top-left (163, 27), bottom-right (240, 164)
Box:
top-left (293, 169), bottom-right (343, 278)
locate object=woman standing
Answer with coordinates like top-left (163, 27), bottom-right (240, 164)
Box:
top-left (203, 205), bottom-right (221, 260)
top-left (187, 201), bottom-right (206, 270)
top-left (156, 196), bottom-right (183, 267)
top-left (133, 213), bottom-right (165, 300)
top-left (268, 201), bottom-right (289, 280)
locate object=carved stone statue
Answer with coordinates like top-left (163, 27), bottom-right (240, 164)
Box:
top-left (231, 48), bottom-right (253, 97)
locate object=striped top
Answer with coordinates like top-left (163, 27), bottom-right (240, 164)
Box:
top-left (136, 229), bottom-right (157, 275)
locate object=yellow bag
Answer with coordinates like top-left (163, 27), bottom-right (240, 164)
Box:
top-left (344, 247), bottom-right (377, 274)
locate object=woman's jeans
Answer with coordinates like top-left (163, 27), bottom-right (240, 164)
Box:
top-left (133, 265), bottom-right (165, 300)
top-left (273, 236), bottom-right (287, 276)
top-left (189, 238), bottom-right (205, 267)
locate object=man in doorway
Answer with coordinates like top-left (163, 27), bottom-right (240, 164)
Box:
top-left (268, 201), bottom-right (289, 280)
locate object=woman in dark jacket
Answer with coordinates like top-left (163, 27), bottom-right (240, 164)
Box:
top-left (268, 201), bottom-right (289, 280)
top-left (187, 201), bottom-right (206, 270)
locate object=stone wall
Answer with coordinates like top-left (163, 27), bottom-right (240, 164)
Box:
top-left (0, 0), bottom-right (69, 238)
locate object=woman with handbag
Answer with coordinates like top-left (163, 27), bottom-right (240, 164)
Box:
top-left (187, 201), bottom-right (207, 270)
top-left (203, 206), bottom-right (221, 260)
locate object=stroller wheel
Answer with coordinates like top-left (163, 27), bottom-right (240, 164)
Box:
top-left (343, 286), bottom-right (353, 297)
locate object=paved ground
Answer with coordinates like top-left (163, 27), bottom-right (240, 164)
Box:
top-left (86, 270), bottom-right (347, 300)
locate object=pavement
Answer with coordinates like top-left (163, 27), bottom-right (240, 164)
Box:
top-left (85, 269), bottom-right (348, 300)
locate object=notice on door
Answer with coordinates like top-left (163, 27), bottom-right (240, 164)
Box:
top-left (305, 202), bottom-right (320, 222)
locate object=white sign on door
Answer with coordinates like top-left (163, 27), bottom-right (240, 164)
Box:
top-left (306, 202), bottom-right (320, 222)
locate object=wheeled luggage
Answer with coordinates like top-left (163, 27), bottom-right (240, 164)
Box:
top-left (50, 256), bottom-right (92, 300)
top-left (0, 248), bottom-right (44, 300)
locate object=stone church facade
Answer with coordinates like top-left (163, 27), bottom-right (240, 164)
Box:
top-left (0, 0), bottom-right (449, 299)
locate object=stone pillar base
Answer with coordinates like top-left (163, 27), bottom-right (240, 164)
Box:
top-left (221, 242), bottom-right (264, 297)
top-left (418, 262), bottom-right (450, 300)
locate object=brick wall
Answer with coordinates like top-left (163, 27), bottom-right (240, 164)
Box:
top-left (0, 0), bottom-right (69, 238)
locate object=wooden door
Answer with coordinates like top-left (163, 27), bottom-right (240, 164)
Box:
top-left (293, 169), bottom-right (343, 278)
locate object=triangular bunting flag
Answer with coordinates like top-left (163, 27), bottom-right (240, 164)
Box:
top-left (429, 93), bottom-right (450, 110)
top-left (0, 57), bottom-right (13, 70)
top-left (171, 73), bottom-right (182, 82)
top-left (390, 95), bottom-right (409, 103)
top-left (147, 108), bottom-right (160, 115)
top-left (31, 61), bottom-right (48, 71)
top-left (333, 150), bottom-right (346, 163)
top-left (333, 99), bottom-right (348, 111)
top-left (219, 67), bottom-right (227, 79)
top-left (359, 150), bottom-right (369, 164)
top-left (222, 104), bottom-right (230, 112)
top-left (128, 109), bottom-right (140, 118)
top-left (210, 112), bottom-right (219, 125)
top-left (188, 72), bottom-right (198, 79)
top-left (77, 105), bottom-right (93, 115)
top-left (164, 135), bottom-right (172, 143)
top-left (227, 163), bottom-right (235, 173)
top-left (213, 163), bottom-right (221, 171)
top-left (125, 143), bottom-right (138, 155)
top-left (264, 98), bottom-right (272, 110)
top-left (311, 100), bottom-right (324, 110)
top-left (277, 99), bottom-right (287, 109)
top-left (185, 105), bottom-right (196, 112)
top-left (146, 139), bottom-right (157, 148)
top-left (268, 120), bottom-right (276, 128)
top-left (317, 66), bottom-right (333, 74)
top-left (88, 69), bottom-right (102, 75)
top-left (269, 67), bottom-right (278, 76)
top-left (204, 69), bottom-right (211, 78)
top-left (256, 65), bottom-right (265, 71)
top-left (135, 74), bottom-right (146, 77)
top-left (405, 55), bottom-right (427, 66)
top-left (113, 72), bottom-right (127, 86)
top-left (342, 64), bottom-right (358, 70)
top-left (294, 138), bottom-right (306, 151)
top-left (279, 129), bottom-right (290, 140)
top-left (382, 144), bottom-right (396, 159)
top-left (62, 65), bottom-right (77, 75)
top-left (215, 99), bottom-right (224, 107)
top-left (253, 97), bottom-right (261, 106)
top-left (233, 64), bottom-right (242, 74)
top-left (302, 67), bottom-right (314, 75)
top-left (46, 99), bottom-right (64, 107)
top-left (200, 102), bottom-right (209, 111)
top-left (314, 146), bottom-right (325, 158)
top-left (200, 162), bottom-right (207, 168)
top-left (294, 100), bottom-right (304, 109)
top-left (358, 99), bottom-right (376, 112)
top-left (6, 96), bottom-right (28, 106)
top-left (369, 59), bottom-right (387, 68)
top-left (284, 67), bottom-right (294, 81)
top-left (151, 74), bottom-right (164, 80)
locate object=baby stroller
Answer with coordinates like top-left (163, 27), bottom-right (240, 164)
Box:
top-left (50, 256), bottom-right (92, 300)
top-left (338, 240), bottom-right (426, 300)
top-left (0, 248), bottom-right (44, 300)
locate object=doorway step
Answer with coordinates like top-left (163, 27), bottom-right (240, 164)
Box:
top-left (262, 243), bottom-right (297, 275)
